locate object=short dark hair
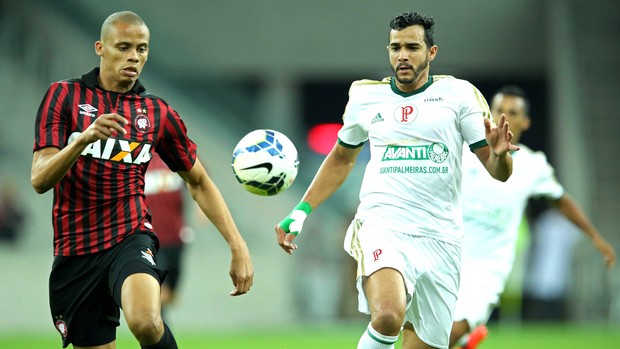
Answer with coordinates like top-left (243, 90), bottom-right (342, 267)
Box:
top-left (389, 12), bottom-right (436, 47)
top-left (101, 11), bottom-right (147, 41)
top-left (495, 85), bottom-right (530, 114)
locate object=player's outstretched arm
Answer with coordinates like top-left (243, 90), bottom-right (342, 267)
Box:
top-left (276, 143), bottom-right (362, 254)
top-left (179, 158), bottom-right (254, 295)
top-left (553, 194), bottom-right (617, 268)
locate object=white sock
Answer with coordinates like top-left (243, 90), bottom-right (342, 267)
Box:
top-left (357, 323), bottom-right (399, 349)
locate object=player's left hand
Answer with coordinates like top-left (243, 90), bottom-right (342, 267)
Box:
top-left (484, 114), bottom-right (520, 157)
top-left (228, 242), bottom-right (254, 296)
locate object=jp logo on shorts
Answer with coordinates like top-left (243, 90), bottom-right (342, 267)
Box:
top-left (372, 249), bottom-right (382, 261)
top-left (141, 248), bottom-right (156, 266)
top-left (55, 320), bottom-right (68, 338)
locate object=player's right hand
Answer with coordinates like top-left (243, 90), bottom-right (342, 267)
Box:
top-left (275, 201), bottom-right (312, 254)
top-left (275, 224), bottom-right (298, 255)
top-left (81, 113), bottom-right (128, 143)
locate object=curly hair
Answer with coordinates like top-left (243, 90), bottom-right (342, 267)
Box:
top-left (389, 12), bottom-right (436, 47)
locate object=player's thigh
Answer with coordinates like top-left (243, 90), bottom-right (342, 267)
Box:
top-left (364, 267), bottom-right (407, 317)
top-left (121, 272), bottom-right (162, 321)
top-left (108, 232), bottom-right (166, 321)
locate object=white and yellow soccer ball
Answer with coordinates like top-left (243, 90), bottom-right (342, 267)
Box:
top-left (231, 129), bottom-right (299, 196)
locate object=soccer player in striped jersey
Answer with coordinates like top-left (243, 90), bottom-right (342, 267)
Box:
top-left (32, 11), bottom-right (253, 349)
top-left (450, 85), bottom-right (616, 349)
top-left (276, 11), bottom-right (518, 349)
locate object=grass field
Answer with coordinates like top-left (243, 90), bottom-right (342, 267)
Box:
top-left (1, 322), bottom-right (619, 348)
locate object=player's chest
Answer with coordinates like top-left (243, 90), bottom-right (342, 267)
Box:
top-left (67, 94), bottom-right (161, 138)
top-left (359, 97), bottom-right (458, 136)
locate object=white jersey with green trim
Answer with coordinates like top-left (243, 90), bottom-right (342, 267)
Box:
top-left (338, 75), bottom-right (492, 245)
top-left (461, 144), bottom-right (564, 274)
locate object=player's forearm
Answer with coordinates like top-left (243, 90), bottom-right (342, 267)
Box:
top-left (31, 141), bottom-right (89, 194)
top-left (484, 151), bottom-right (512, 182)
top-left (555, 194), bottom-right (602, 241)
top-left (189, 176), bottom-right (247, 248)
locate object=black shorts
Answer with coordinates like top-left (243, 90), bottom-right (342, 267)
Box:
top-left (49, 231), bottom-right (167, 348)
top-left (157, 245), bottom-right (185, 290)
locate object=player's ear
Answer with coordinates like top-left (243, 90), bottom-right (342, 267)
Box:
top-left (523, 116), bottom-right (532, 131)
top-left (428, 45), bottom-right (438, 61)
top-left (95, 41), bottom-right (103, 57)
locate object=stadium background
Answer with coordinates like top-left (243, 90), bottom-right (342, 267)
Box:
top-left (0, 0), bottom-right (618, 343)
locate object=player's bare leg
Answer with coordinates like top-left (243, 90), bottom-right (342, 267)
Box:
top-left (121, 273), bottom-right (165, 345)
top-left (357, 268), bottom-right (405, 348)
top-left (450, 319), bottom-right (470, 347)
top-left (402, 322), bottom-right (435, 349)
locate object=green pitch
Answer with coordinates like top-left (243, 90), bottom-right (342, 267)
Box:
top-left (1, 323), bottom-right (619, 348)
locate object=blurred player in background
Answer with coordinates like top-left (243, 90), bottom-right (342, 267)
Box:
top-left (145, 153), bottom-right (196, 318)
top-left (451, 85), bottom-right (616, 349)
top-left (275, 11), bottom-right (518, 349)
top-left (31, 10), bottom-right (253, 349)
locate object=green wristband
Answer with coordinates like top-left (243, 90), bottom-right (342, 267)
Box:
top-left (279, 201), bottom-right (312, 235)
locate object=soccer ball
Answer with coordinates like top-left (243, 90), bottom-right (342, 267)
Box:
top-left (231, 129), bottom-right (299, 196)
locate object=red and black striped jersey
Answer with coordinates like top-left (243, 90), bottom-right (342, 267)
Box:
top-left (33, 68), bottom-right (197, 256)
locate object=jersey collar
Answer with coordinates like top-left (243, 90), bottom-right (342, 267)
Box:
top-left (390, 75), bottom-right (433, 97)
top-left (82, 67), bottom-right (146, 95)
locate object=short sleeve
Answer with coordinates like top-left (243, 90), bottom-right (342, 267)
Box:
top-left (337, 83), bottom-right (368, 148)
top-left (155, 104), bottom-right (197, 172)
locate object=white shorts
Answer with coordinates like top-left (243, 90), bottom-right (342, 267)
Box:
top-left (453, 258), bottom-right (508, 329)
top-left (343, 219), bottom-right (461, 349)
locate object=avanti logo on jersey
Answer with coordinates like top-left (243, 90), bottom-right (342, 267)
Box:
top-left (382, 142), bottom-right (449, 163)
top-left (394, 103), bottom-right (417, 124)
top-left (68, 131), bottom-right (152, 164)
top-left (77, 104), bottom-right (98, 117)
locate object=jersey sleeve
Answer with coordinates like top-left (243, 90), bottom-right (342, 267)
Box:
top-left (33, 82), bottom-right (70, 152)
top-left (337, 82), bottom-right (368, 148)
top-left (459, 83), bottom-right (493, 152)
top-left (529, 151), bottom-right (565, 200)
top-left (155, 103), bottom-right (197, 172)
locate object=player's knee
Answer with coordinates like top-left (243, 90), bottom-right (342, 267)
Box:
top-left (126, 311), bottom-right (163, 344)
top-left (371, 308), bottom-right (405, 335)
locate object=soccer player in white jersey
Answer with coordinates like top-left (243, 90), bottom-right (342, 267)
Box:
top-left (450, 85), bottom-right (617, 349)
top-left (275, 12), bottom-right (519, 349)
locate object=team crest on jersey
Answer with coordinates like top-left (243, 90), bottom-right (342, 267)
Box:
top-left (135, 114), bottom-right (151, 133)
top-left (394, 103), bottom-right (417, 124)
top-left (428, 142), bottom-right (449, 163)
top-left (55, 319), bottom-right (68, 338)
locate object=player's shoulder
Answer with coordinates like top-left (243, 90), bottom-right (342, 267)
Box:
top-left (347, 77), bottom-right (391, 99)
top-left (141, 92), bottom-right (167, 102)
top-left (431, 75), bottom-right (476, 89)
top-left (350, 77), bottom-right (391, 89)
